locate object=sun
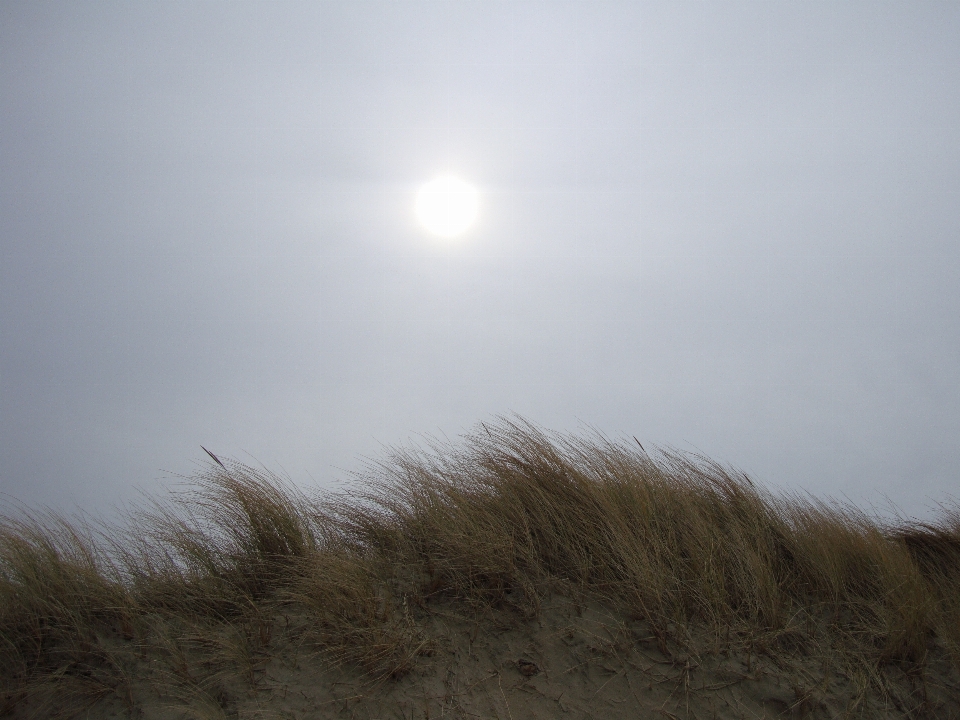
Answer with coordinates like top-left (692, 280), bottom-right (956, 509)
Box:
top-left (414, 175), bottom-right (480, 238)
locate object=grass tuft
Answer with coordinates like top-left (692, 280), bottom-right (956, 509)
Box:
top-left (2, 417), bottom-right (959, 717)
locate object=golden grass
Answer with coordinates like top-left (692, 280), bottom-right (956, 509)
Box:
top-left (2, 417), bottom-right (959, 717)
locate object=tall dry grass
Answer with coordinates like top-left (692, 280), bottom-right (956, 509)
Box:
top-left (2, 417), bottom-right (959, 717)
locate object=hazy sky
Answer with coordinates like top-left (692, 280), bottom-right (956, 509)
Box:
top-left (2, 1), bottom-right (959, 519)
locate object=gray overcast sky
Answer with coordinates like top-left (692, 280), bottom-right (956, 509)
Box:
top-left (2, 1), bottom-right (959, 518)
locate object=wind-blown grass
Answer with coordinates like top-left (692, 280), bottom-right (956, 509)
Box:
top-left (2, 417), bottom-right (959, 717)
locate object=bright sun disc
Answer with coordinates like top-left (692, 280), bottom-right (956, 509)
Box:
top-left (415, 175), bottom-right (479, 238)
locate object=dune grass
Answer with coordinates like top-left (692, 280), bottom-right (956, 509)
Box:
top-left (2, 417), bottom-right (959, 717)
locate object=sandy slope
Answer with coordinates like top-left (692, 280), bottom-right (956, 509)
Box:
top-left (25, 593), bottom-right (959, 720)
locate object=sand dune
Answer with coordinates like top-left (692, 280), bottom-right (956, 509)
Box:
top-left (4, 419), bottom-right (959, 718)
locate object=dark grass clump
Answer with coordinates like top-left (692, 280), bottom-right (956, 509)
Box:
top-left (2, 417), bottom-right (959, 717)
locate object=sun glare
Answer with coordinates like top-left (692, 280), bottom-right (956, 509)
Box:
top-left (415, 175), bottom-right (479, 238)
